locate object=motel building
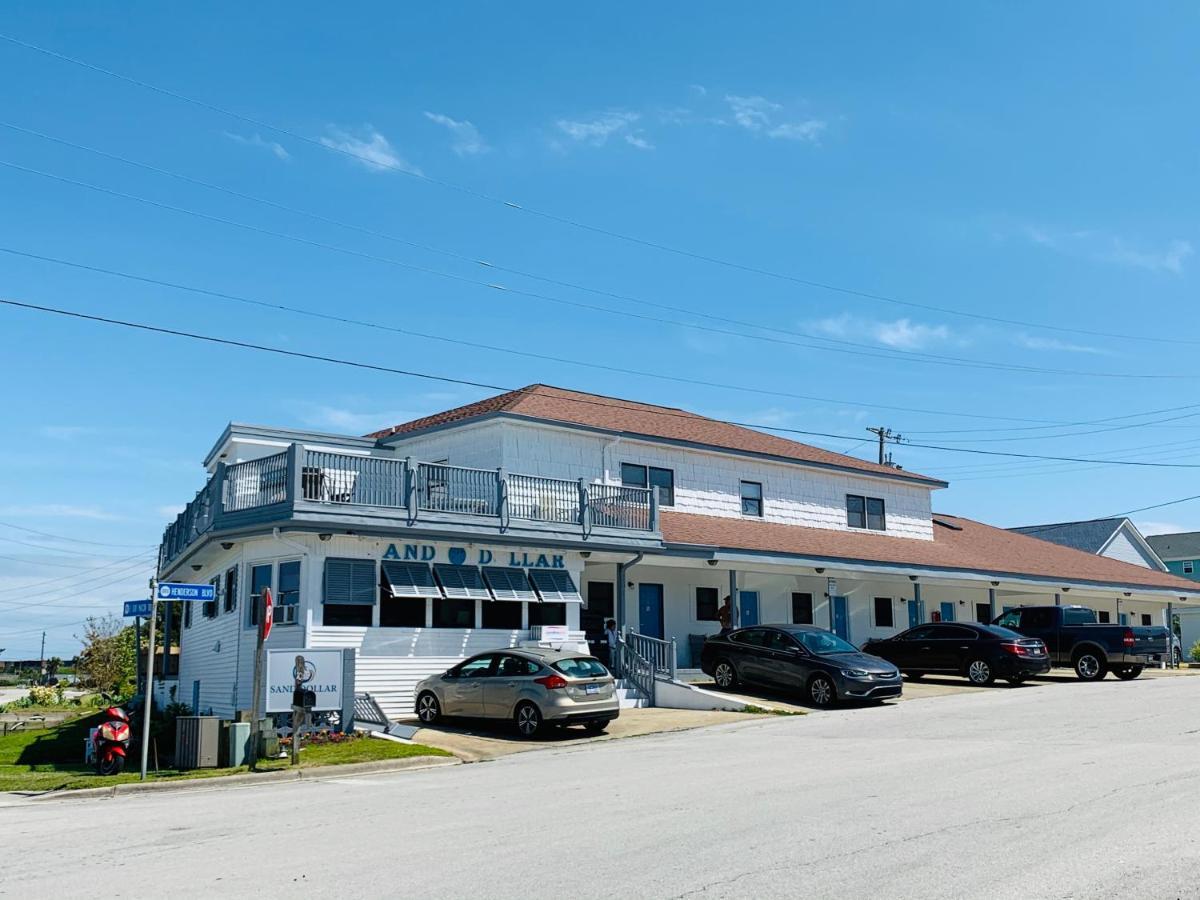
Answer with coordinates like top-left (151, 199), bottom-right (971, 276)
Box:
top-left (161, 385), bottom-right (1200, 720)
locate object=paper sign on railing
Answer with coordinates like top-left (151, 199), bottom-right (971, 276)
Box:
top-left (538, 625), bottom-right (570, 643)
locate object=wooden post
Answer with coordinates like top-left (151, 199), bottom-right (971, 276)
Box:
top-left (248, 589), bottom-right (268, 770)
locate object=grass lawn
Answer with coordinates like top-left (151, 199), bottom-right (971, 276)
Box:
top-left (0, 711), bottom-right (450, 793)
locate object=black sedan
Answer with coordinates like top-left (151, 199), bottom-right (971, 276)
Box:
top-left (700, 624), bottom-right (902, 707)
top-left (862, 622), bottom-right (1050, 686)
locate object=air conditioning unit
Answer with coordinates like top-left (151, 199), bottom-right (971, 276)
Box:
top-left (175, 716), bottom-right (221, 769)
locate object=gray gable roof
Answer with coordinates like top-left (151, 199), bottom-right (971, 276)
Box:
top-left (1009, 518), bottom-right (1126, 554)
top-left (1146, 532), bottom-right (1200, 560)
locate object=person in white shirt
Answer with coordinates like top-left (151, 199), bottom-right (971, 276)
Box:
top-left (603, 619), bottom-right (620, 674)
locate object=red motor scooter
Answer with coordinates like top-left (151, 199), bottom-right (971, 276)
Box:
top-left (91, 703), bottom-right (132, 775)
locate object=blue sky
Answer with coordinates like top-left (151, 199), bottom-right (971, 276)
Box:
top-left (2, 3), bottom-right (1199, 655)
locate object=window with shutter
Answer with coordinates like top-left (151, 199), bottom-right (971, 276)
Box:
top-left (433, 564), bottom-right (492, 600)
top-left (323, 558), bottom-right (375, 626)
top-left (482, 567), bottom-right (537, 602)
top-left (529, 570), bottom-right (582, 603)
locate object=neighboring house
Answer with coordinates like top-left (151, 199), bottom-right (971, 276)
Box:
top-left (159, 384), bottom-right (1200, 719)
top-left (1009, 518), bottom-right (1167, 572)
top-left (1146, 532), bottom-right (1200, 658)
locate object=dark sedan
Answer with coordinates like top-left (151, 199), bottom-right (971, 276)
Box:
top-left (862, 622), bottom-right (1050, 686)
top-left (700, 624), bottom-right (903, 707)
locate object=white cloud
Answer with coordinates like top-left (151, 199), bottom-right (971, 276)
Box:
top-left (810, 314), bottom-right (953, 350)
top-left (1135, 520), bottom-right (1188, 536)
top-left (423, 112), bottom-right (489, 156)
top-left (724, 94), bottom-right (826, 143)
top-left (556, 111), bottom-right (638, 144)
top-left (37, 425), bottom-right (97, 440)
top-left (223, 131), bottom-right (290, 161)
top-left (157, 504), bottom-right (186, 519)
top-left (624, 133), bottom-right (654, 150)
top-left (319, 126), bottom-right (421, 174)
top-left (1026, 226), bottom-right (1192, 275)
top-left (1015, 334), bottom-right (1107, 355)
top-left (303, 405), bottom-right (420, 434)
top-left (0, 504), bottom-right (120, 521)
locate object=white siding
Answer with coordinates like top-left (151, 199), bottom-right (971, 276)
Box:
top-left (385, 420), bottom-right (505, 470)
top-left (500, 421), bottom-right (936, 539)
top-left (1102, 528), bottom-right (1162, 570)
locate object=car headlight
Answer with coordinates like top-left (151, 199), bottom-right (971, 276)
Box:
top-left (841, 668), bottom-right (872, 679)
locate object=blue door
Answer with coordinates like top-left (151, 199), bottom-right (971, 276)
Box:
top-left (638, 584), bottom-right (664, 639)
top-left (940, 602), bottom-right (956, 623)
top-left (832, 596), bottom-right (849, 640)
top-left (739, 591), bottom-right (759, 627)
top-left (908, 600), bottom-right (920, 628)
top-left (1119, 613), bottom-right (1129, 626)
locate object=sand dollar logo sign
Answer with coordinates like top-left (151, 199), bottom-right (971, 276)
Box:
top-left (448, 547), bottom-right (467, 566)
top-left (292, 655), bottom-right (316, 685)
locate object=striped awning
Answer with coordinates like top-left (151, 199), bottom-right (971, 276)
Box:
top-left (380, 561), bottom-right (437, 598)
top-left (482, 566), bottom-right (538, 602)
top-left (529, 569), bottom-right (582, 604)
top-left (433, 564), bottom-right (492, 600)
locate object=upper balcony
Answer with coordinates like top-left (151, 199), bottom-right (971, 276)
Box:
top-left (158, 445), bottom-right (660, 573)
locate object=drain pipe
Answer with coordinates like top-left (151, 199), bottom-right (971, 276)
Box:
top-left (615, 551), bottom-right (644, 632)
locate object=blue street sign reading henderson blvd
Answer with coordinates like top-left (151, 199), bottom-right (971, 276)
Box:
top-left (156, 582), bottom-right (216, 602)
top-left (124, 599), bottom-right (153, 617)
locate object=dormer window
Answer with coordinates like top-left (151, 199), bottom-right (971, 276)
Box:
top-left (847, 495), bottom-right (886, 531)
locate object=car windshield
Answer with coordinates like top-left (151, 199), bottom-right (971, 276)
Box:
top-left (795, 630), bottom-right (859, 655)
top-left (552, 657), bottom-right (609, 679)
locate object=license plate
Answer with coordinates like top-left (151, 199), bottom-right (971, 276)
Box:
top-left (585, 683), bottom-right (600, 695)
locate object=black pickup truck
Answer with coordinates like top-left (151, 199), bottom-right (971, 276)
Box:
top-left (993, 605), bottom-right (1167, 681)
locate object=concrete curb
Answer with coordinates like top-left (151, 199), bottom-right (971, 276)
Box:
top-left (23, 755), bottom-right (460, 802)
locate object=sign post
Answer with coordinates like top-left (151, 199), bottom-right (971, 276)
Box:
top-left (141, 582), bottom-right (216, 781)
top-left (248, 586), bottom-right (272, 771)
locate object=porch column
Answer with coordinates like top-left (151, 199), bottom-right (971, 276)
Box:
top-left (1055, 592), bottom-right (1061, 606)
top-left (914, 582), bottom-right (923, 623)
top-left (988, 588), bottom-right (996, 621)
top-left (729, 569), bottom-right (738, 628)
top-left (1168, 602), bottom-right (1175, 667)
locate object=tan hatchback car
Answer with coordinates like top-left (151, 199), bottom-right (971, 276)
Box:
top-left (413, 647), bottom-right (619, 737)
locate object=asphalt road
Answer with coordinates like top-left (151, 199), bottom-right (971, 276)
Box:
top-left (4, 677), bottom-right (1199, 899)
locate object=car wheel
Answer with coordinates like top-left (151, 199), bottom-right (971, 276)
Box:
top-left (1073, 651), bottom-right (1108, 681)
top-left (514, 702), bottom-right (543, 738)
top-left (808, 673), bottom-right (837, 708)
top-left (416, 692), bottom-right (441, 725)
top-left (713, 659), bottom-right (738, 689)
top-left (583, 720), bottom-right (609, 734)
top-left (906, 671), bottom-right (924, 681)
top-left (966, 659), bottom-right (995, 686)
top-left (1113, 665), bottom-right (1143, 681)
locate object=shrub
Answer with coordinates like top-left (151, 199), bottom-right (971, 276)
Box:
top-left (27, 685), bottom-right (58, 706)
top-left (1190, 640), bottom-right (1200, 662)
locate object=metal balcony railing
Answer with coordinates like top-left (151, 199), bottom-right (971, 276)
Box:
top-left (159, 445), bottom-right (658, 570)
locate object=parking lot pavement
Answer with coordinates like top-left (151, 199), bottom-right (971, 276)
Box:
top-left (401, 706), bottom-right (762, 761)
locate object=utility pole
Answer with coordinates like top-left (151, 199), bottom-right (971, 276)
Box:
top-left (866, 426), bottom-right (903, 467)
top-left (39, 631), bottom-right (46, 683)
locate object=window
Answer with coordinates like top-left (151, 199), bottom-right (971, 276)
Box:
top-left (380, 561), bottom-right (429, 627)
top-left (433, 596), bottom-right (476, 628)
top-left (323, 558), bottom-right (376, 627)
top-left (621, 463), bottom-right (674, 507)
top-left (497, 655), bottom-right (541, 677)
top-left (277, 561), bottom-right (301, 625)
top-left (553, 657), bottom-right (607, 678)
top-left (1185, 561), bottom-right (1194, 574)
top-left (731, 628), bottom-right (767, 646)
top-left (204, 576), bottom-right (219, 619)
top-left (939, 625), bottom-right (978, 640)
top-left (223, 567), bottom-right (238, 614)
top-left (791, 593), bottom-right (813, 625)
top-left (904, 626), bottom-right (941, 641)
top-left (873, 597), bottom-right (894, 628)
top-left (995, 610), bottom-right (1020, 629)
top-left (764, 630), bottom-right (797, 652)
top-left (1141, 613), bottom-right (1152, 626)
top-left (846, 495), bottom-right (885, 530)
top-left (696, 587), bottom-right (720, 621)
top-left (975, 603), bottom-right (991, 625)
top-left (581, 582), bottom-right (615, 640)
top-left (1062, 607), bottom-right (1096, 626)
top-left (528, 602), bottom-right (567, 627)
top-left (740, 481), bottom-right (763, 517)
top-left (1098, 610), bottom-right (1111, 624)
top-left (1022, 608), bottom-right (1055, 629)
top-left (481, 600), bottom-right (522, 630)
top-left (183, 596), bottom-right (193, 628)
top-left (453, 655), bottom-right (496, 678)
top-left (248, 564), bottom-right (272, 628)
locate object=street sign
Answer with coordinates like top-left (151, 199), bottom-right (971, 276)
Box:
top-left (123, 599), bottom-right (152, 618)
top-left (156, 582), bottom-right (215, 602)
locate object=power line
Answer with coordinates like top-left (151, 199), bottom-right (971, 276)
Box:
top-left (0, 245), bottom-right (1076, 427)
top-left (0, 550), bottom-right (156, 595)
top-left (2, 30), bottom-right (1194, 351)
top-left (0, 533), bottom-right (153, 558)
top-left (6, 159), bottom-right (1186, 383)
top-left (1108, 494), bottom-right (1200, 518)
top-left (7, 293), bottom-right (1200, 470)
top-left (0, 519), bottom-right (150, 547)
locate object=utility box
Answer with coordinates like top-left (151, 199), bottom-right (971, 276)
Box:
top-left (175, 716), bottom-right (220, 769)
top-left (227, 721), bottom-right (251, 767)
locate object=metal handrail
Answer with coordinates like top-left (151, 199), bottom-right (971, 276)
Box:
top-left (507, 472), bottom-right (581, 524)
top-left (223, 451), bottom-right (289, 512)
top-left (304, 450), bottom-right (407, 507)
top-left (614, 638), bottom-right (656, 707)
top-left (625, 630), bottom-right (677, 681)
top-left (416, 462), bottom-right (500, 516)
top-left (587, 483), bottom-right (653, 531)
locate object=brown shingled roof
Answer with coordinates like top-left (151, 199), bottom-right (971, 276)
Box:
top-left (367, 384), bottom-right (945, 486)
top-left (660, 510), bottom-right (1200, 594)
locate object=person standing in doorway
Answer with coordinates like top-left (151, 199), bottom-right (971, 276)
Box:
top-left (603, 618), bottom-right (620, 675)
top-left (718, 596), bottom-right (733, 636)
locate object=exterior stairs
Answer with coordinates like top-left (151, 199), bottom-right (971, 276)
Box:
top-left (614, 678), bottom-right (650, 709)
